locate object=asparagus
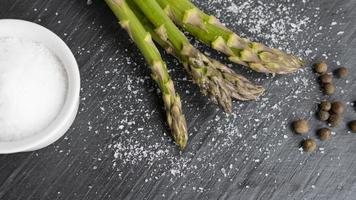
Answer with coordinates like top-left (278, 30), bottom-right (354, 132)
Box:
top-left (156, 0), bottom-right (304, 75)
top-left (105, 0), bottom-right (188, 149)
top-left (131, 0), bottom-right (265, 113)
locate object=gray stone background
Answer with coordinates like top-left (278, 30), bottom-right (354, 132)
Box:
top-left (0, 0), bottom-right (356, 199)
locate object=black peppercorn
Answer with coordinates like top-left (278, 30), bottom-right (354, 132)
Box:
top-left (293, 119), bottom-right (310, 135)
top-left (323, 83), bottom-right (335, 95)
top-left (314, 62), bottom-right (328, 74)
top-left (303, 139), bottom-right (317, 152)
top-left (331, 101), bottom-right (345, 114)
top-left (320, 100), bottom-right (331, 111)
top-left (317, 111), bottom-right (330, 121)
top-left (349, 121), bottom-right (356, 132)
top-left (336, 67), bottom-right (348, 78)
top-left (328, 114), bottom-right (342, 127)
top-left (320, 74), bottom-right (333, 84)
top-left (318, 128), bottom-right (332, 141)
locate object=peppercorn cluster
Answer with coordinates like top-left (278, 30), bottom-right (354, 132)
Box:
top-left (291, 62), bottom-right (354, 153)
top-left (314, 62), bottom-right (348, 95)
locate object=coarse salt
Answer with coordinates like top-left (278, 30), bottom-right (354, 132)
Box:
top-left (0, 37), bottom-right (67, 141)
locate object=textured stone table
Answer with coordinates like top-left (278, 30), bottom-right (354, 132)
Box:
top-left (0, 0), bottom-right (356, 199)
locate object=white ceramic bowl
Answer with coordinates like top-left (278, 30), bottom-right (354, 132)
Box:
top-left (0, 19), bottom-right (80, 154)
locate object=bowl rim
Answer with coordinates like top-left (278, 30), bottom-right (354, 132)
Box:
top-left (0, 19), bottom-right (80, 154)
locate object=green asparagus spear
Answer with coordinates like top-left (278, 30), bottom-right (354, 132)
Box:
top-left (105, 0), bottom-right (188, 149)
top-left (132, 0), bottom-right (265, 113)
top-left (156, 0), bottom-right (304, 75)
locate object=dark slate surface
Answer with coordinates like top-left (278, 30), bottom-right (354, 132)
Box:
top-left (1, 0), bottom-right (356, 199)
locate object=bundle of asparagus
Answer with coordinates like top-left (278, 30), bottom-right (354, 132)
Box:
top-left (105, 0), bottom-right (303, 149)
top-left (156, 0), bottom-right (304, 74)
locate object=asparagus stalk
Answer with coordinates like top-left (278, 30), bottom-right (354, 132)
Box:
top-left (131, 0), bottom-right (265, 113)
top-left (156, 0), bottom-right (304, 75)
top-left (105, 0), bottom-right (188, 149)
